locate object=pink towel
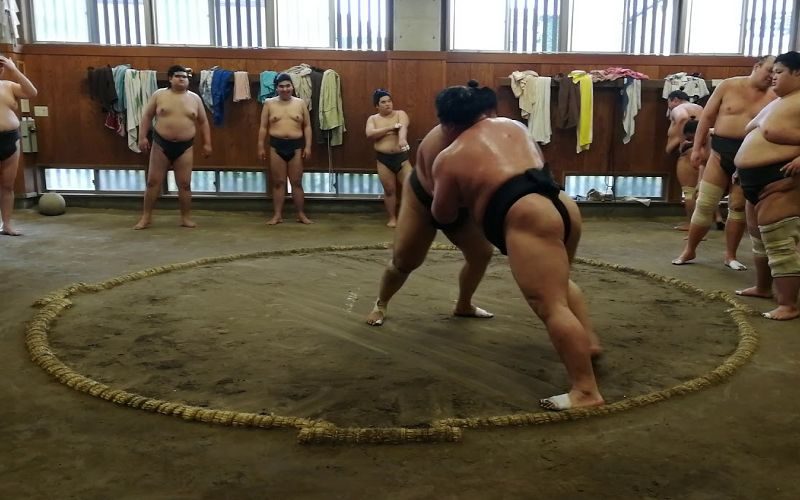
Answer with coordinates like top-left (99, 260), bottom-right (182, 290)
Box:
top-left (232, 71), bottom-right (251, 102)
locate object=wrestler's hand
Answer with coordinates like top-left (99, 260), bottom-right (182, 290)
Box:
top-left (0, 56), bottom-right (18, 73)
top-left (399, 140), bottom-right (410, 152)
top-left (138, 137), bottom-right (150, 153)
top-left (258, 147), bottom-right (267, 161)
top-left (731, 171), bottom-right (739, 184)
top-left (302, 147), bottom-right (311, 160)
top-left (781, 156), bottom-right (800, 177)
top-left (679, 140), bottom-right (693, 155)
top-left (202, 144), bottom-right (212, 158)
top-left (689, 147), bottom-right (705, 169)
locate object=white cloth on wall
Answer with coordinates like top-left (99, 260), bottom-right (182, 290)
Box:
top-left (622, 78), bottom-right (641, 144)
top-left (124, 69), bottom-right (158, 153)
top-left (284, 64), bottom-right (313, 110)
top-left (662, 72), bottom-right (709, 101)
top-left (530, 77), bottom-right (552, 145)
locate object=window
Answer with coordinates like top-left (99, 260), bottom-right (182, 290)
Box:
top-left (448, 0), bottom-right (797, 55)
top-left (684, 0), bottom-right (795, 54)
top-left (26, 0), bottom-right (390, 49)
top-left (684, 0), bottom-right (745, 53)
top-left (274, 0), bottom-right (330, 47)
top-left (32, 0), bottom-right (91, 42)
top-left (626, 0), bottom-right (674, 55)
top-left (154, 0), bottom-right (211, 45)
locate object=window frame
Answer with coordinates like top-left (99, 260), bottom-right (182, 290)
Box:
top-left (22, 0), bottom-right (393, 50)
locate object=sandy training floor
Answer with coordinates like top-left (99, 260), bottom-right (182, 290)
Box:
top-left (40, 247), bottom-right (743, 432)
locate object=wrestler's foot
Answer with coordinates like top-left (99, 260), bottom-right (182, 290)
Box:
top-left (724, 259), bottom-right (747, 271)
top-left (539, 390), bottom-right (605, 411)
top-left (266, 215), bottom-right (283, 225)
top-left (452, 304), bottom-right (494, 318)
top-left (386, 219), bottom-right (397, 228)
top-left (0, 225), bottom-right (21, 236)
top-left (366, 299), bottom-right (387, 326)
top-left (180, 218), bottom-right (197, 228)
top-left (762, 305), bottom-right (799, 321)
top-left (671, 250), bottom-right (695, 265)
top-left (133, 218), bottom-right (151, 230)
top-left (683, 235), bottom-right (706, 241)
top-left (735, 286), bottom-right (773, 299)
top-left (673, 223), bottom-right (690, 231)
top-left (296, 213), bottom-right (314, 224)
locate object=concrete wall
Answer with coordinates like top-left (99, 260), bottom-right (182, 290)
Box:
top-left (393, 0), bottom-right (442, 51)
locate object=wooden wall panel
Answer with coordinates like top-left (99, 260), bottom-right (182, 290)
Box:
top-left (13, 44), bottom-right (761, 199)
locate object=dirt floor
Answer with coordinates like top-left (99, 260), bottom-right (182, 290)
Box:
top-left (1, 207), bottom-right (798, 499)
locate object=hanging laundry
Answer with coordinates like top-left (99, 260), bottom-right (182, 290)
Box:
top-left (284, 64), bottom-right (314, 109)
top-left (320, 69), bottom-right (346, 146)
top-left (662, 72), bottom-right (709, 102)
top-left (622, 78), bottom-right (642, 144)
top-left (124, 69), bottom-right (157, 153)
top-left (569, 70), bottom-right (593, 153)
top-left (554, 74), bottom-right (580, 130)
top-left (210, 70), bottom-right (234, 126)
top-left (232, 71), bottom-right (251, 102)
top-left (199, 68), bottom-right (216, 111)
top-left (258, 70), bottom-right (279, 103)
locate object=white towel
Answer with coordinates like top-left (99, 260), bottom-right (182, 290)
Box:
top-left (622, 79), bottom-right (641, 144)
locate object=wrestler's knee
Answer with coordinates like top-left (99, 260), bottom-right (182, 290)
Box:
top-left (761, 217), bottom-right (800, 277)
top-left (176, 181), bottom-right (191, 191)
top-left (690, 180), bottom-right (724, 227)
top-left (727, 208), bottom-right (745, 223)
top-left (145, 178), bottom-right (161, 189)
top-left (271, 179), bottom-right (286, 190)
top-left (389, 257), bottom-right (417, 276)
top-left (383, 187), bottom-right (397, 198)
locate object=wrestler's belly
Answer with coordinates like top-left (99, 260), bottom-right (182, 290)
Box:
top-left (0, 108), bottom-right (20, 132)
top-left (374, 135), bottom-right (402, 155)
top-left (735, 132), bottom-right (800, 168)
top-left (155, 117), bottom-right (197, 142)
top-left (267, 122), bottom-right (303, 140)
top-left (711, 115), bottom-right (749, 141)
top-left (755, 181), bottom-right (800, 226)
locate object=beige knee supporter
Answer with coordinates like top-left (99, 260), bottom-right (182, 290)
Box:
top-left (760, 216), bottom-right (800, 277)
top-left (690, 181), bottom-right (724, 227)
top-left (727, 209), bottom-right (745, 222)
top-left (681, 186), bottom-right (696, 201)
top-left (750, 234), bottom-right (766, 257)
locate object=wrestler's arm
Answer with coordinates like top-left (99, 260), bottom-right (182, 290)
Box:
top-left (257, 100), bottom-right (270, 160)
top-left (431, 157), bottom-right (459, 225)
top-left (137, 91), bottom-right (159, 152)
top-left (690, 83), bottom-right (725, 166)
top-left (0, 57), bottom-right (37, 98)
top-left (397, 110), bottom-right (410, 150)
top-left (666, 108), bottom-right (689, 153)
top-left (195, 93), bottom-right (212, 157)
top-left (365, 115), bottom-right (400, 140)
top-left (302, 102), bottom-right (312, 159)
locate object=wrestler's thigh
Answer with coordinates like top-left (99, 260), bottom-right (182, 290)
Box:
top-left (146, 148), bottom-right (170, 184)
top-left (505, 228), bottom-right (571, 311)
top-left (728, 183), bottom-right (745, 211)
top-left (701, 153), bottom-right (731, 188)
top-left (0, 149), bottom-right (20, 187)
top-left (444, 220), bottom-right (493, 261)
top-left (287, 154), bottom-right (304, 184)
top-left (376, 163), bottom-right (397, 191)
top-left (172, 149), bottom-right (195, 185)
top-left (268, 150), bottom-right (288, 180)
top-left (676, 154), bottom-right (698, 187)
top-left (393, 181), bottom-right (436, 268)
